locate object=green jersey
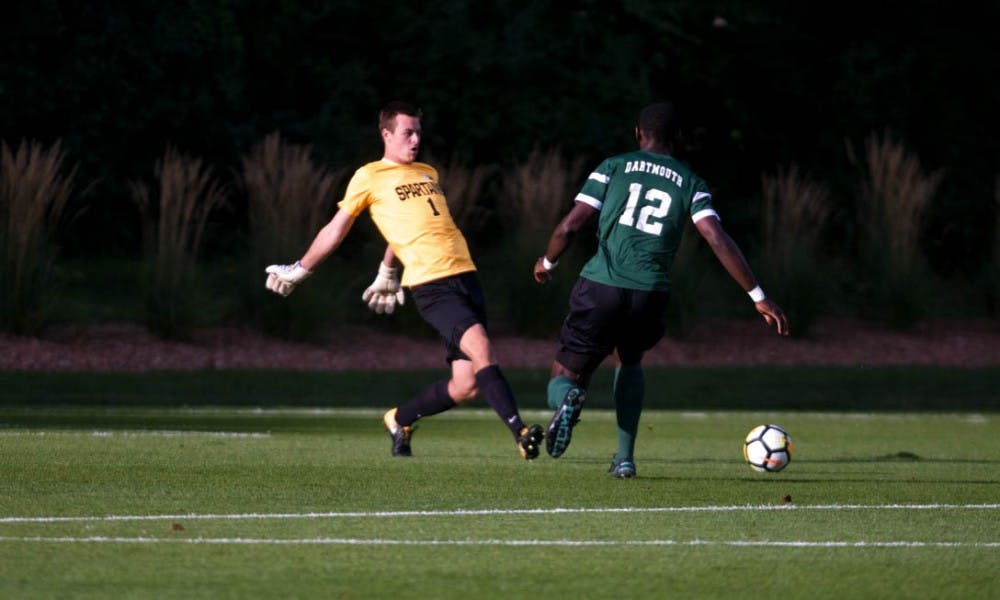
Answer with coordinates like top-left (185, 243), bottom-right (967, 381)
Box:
top-left (576, 150), bottom-right (717, 291)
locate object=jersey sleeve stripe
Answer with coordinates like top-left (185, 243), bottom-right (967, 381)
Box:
top-left (692, 208), bottom-right (719, 223)
top-left (693, 191), bottom-right (712, 202)
top-left (575, 193), bottom-right (603, 210)
top-left (588, 172), bottom-right (610, 184)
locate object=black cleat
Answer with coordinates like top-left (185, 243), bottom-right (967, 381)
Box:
top-left (545, 388), bottom-right (584, 458)
top-left (383, 408), bottom-right (413, 457)
top-left (517, 424), bottom-right (544, 460)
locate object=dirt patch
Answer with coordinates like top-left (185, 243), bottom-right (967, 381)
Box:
top-left (1, 318), bottom-right (997, 372)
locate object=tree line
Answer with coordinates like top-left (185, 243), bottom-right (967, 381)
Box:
top-left (1, 1), bottom-right (998, 334)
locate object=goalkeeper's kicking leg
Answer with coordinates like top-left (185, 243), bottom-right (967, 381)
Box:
top-left (383, 330), bottom-right (542, 459)
top-left (384, 277), bottom-right (542, 460)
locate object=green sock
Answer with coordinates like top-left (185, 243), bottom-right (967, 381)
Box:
top-left (613, 364), bottom-right (645, 462)
top-left (546, 375), bottom-right (580, 411)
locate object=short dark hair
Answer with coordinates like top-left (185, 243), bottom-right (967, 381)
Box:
top-left (637, 103), bottom-right (678, 144)
top-left (379, 101), bottom-right (422, 132)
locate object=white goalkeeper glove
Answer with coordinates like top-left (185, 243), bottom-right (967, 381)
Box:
top-left (264, 261), bottom-right (312, 297)
top-left (361, 262), bottom-right (405, 314)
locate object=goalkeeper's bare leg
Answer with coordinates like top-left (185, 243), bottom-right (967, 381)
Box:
top-left (393, 273), bottom-right (541, 459)
top-left (457, 325), bottom-right (542, 459)
top-left (388, 325), bottom-right (541, 459)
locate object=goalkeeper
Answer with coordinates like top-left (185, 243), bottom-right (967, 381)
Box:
top-left (265, 100), bottom-right (543, 460)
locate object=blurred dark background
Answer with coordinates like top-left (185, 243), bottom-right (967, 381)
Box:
top-left (1, 0), bottom-right (998, 336)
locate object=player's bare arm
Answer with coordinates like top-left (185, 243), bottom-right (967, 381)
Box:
top-left (694, 215), bottom-right (789, 336)
top-left (299, 208), bottom-right (357, 270)
top-left (379, 245), bottom-right (397, 268)
top-left (534, 202), bottom-right (598, 283)
top-left (264, 208), bottom-right (358, 297)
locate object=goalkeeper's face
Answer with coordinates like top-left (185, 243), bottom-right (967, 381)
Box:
top-left (383, 115), bottom-right (422, 164)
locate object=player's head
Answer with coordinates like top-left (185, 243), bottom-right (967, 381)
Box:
top-left (379, 101), bottom-right (423, 164)
top-left (636, 103), bottom-right (678, 150)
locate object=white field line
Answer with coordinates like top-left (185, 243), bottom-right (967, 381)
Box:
top-left (0, 430), bottom-right (270, 438)
top-left (3, 504), bottom-right (998, 524)
top-left (0, 536), bottom-right (997, 548)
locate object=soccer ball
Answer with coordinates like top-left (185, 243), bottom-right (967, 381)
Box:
top-left (743, 424), bottom-right (792, 472)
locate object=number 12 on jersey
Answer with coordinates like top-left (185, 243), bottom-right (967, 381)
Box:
top-left (617, 183), bottom-right (672, 236)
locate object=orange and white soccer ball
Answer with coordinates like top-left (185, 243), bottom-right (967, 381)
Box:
top-left (743, 424), bottom-right (792, 472)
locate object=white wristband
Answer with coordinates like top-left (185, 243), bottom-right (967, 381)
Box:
top-left (542, 256), bottom-right (558, 271)
top-left (748, 285), bottom-right (766, 302)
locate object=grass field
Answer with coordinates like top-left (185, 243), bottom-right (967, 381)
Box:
top-left (0, 368), bottom-right (998, 598)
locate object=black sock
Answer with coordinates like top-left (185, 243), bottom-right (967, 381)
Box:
top-left (475, 364), bottom-right (525, 437)
top-left (395, 379), bottom-right (455, 427)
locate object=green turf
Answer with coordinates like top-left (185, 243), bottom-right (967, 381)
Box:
top-left (1, 405), bottom-right (997, 599)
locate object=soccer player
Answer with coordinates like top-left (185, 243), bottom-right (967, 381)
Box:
top-left (532, 102), bottom-right (789, 478)
top-left (265, 100), bottom-right (543, 460)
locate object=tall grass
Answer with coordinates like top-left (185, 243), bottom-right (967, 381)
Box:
top-left (496, 148), bottom-right (586, 252)
top-left (758, 165), bottom-right (834, 336)
top-left (663, 220), bottom-right (715, 338)
top-left (241, 132), bottom-right (350, 340)
top-left (990, 175), bottom-right (1000, 315)
top-left (132, 147), bottom-right (227, 339)
top-left (434, 156), bottom-right (495, 240)
top-left (489, 148), bottom-right (587, 335)
top-left (851, 131), bottom-right (943, 328)
top-left (0, 139), bottom-right (76, 334)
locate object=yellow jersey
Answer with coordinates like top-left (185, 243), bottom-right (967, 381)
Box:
top-left (338, 159), bottom-right (476, 287)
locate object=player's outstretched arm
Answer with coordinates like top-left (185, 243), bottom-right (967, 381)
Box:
top-left (534, 202), bottom-right (597, 283)
top-left (362, 245), bottom-right (405, 314)
top-left (264, 208), bottom-right (357, 297)
top-left (694, 215), bottom-right (789, 336)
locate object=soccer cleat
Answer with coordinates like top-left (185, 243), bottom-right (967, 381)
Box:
top-left (383, 408), bottom-right (413, 457)
top-left (608, 458), bottom-right (637, 479)
top-left (517, 424), bottom-right (544, 460)
top-left (545, 387), bottom-right (584, 458)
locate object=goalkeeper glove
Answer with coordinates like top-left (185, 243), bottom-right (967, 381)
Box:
top-left (264, 261), bottom-right (312, 297)
top-left (361, 262), bottom-right (405, 314)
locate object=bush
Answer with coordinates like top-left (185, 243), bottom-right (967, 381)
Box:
top-left (240, 132), bottom-right (352, 340)
top-left (486, 148), bottom-right (587, 335)
top-left (988, 176), bottom-right (1000, 315)
top-left (0, 140), bottom-right (76, 334)
top-left (662, 221), bottom-right (713, 338)
top-left (133, 147), bottom-right (228, 339)
top-left (757, 165), bottom-right (834, 337)
top-left (433, 155), bottom-right (495, 238)
top-left (850, 131), bottom-right (943, 328)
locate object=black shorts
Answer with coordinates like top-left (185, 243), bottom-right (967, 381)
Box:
top-left (556, 277), bottom-right (670, 375)
top-left (410, 271), bottom-right (488, 363)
